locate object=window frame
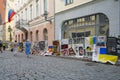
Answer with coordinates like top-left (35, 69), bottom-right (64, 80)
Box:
top-left (65, 0), bottom-right (73, 5)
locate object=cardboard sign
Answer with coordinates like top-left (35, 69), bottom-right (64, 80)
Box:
top-left (53, 40), bottom-right (60, 55)
top-left (69, 47), bottom-right (75, 55)
top-left (39, 41), bottom-right (45, 50)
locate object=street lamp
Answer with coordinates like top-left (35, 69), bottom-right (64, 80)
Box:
top-left (42, 11), bottom-right (52, 24)
top-left (8, 25), bottom-right (12, 42)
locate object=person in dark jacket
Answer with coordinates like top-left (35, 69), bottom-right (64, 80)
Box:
top-left (0, 40), bottom-right (3, 53)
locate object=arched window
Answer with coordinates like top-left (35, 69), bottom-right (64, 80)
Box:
top-left (36, 30), bottom-right (39, 41)
top-left (43, 28), bottom-right (48, 40)
top-left (18, 34), bottom-right (20, 42)
top-left (21, 34), bottom-right (23, 42)
top-left (30, 31), bottom-right (33, 41)
top-left (15, 35), bottom-right (17, 42)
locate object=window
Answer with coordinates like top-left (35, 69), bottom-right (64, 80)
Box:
top-left (43, 28), bottom-right (48, 40)
top-left (62, 13), bottom-right (109, 39)
top-left (36, 0), bottom-right (39, 17)
top-left (44, 0), bottom-right (47, 12)
top-left (65, 0), bottom-right (73, 5)
top-left (30, 4), bottom-right (32, 20)
top-left (21, 11), bottom-right (23, 20)
top-left (25, 8), bottom-right (27, 21)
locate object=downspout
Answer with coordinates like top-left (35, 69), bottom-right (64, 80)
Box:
top-left (119, 0), bottom-right (120, 37)
top-left (54, 0), bottom-right (55, 40)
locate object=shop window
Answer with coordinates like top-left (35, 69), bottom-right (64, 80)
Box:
top-left (72, 31), bottom-right (91, 38)
top-left (62, 13), bottom-right (109, 39)
top-left (99, 14), bottom-right (106, 24)
top-left (64, 32), bottom-right (67, 39)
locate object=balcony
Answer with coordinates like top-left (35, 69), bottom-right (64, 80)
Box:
top-left (15, 19), bottom-right (29, 32)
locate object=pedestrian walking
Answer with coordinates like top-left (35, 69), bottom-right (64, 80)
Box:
top-left (25, 39), bottom-right (31, 58)
top-left (0, 40), bottom-right (3, 53)
top-left (10, 42), bottom-right (14, 52)
top-left (13, 40), bottom-right (18, 56)
top-left (2, 42), bottom-right (6, 51)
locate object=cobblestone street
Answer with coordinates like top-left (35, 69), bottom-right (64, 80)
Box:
top-left (0, 51), bottom-right (120, 80)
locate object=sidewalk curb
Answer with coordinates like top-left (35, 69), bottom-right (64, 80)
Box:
top-left (46, 55), bottom-right (120, 66)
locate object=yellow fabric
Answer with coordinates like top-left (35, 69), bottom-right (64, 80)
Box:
top-left (90, 37), bottom-right (93, 45)
top-left (98, 54), bottom-right (118, 64)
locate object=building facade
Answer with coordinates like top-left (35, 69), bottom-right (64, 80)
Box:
top-left (14, 0), bottom-right (54, 46)
top-left (0, 0), bottom-right (6, 41)
top-left (55, 0), bottom-right (120, 40)
top-left (4, 0), bottom-right (15, 42)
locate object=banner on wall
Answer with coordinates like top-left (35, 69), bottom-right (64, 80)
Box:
top-left (39, 40), bottom-right (48, 51)
top-left (92, 36), bottom-right (107, 61)
top-left (61, 44), bottom-right (69, 56)
top-left (92, 45), bottom-right (100, 61)
top-left (97, 36), bottom-right (106, 47)
top-left (61, 39), bottom-right (69, 56)
top-left (73, 44), bottom-right (84, 57)
top-left (61, 39), bottom-right (69, 44)
top-left (39, 41), bottom-right (46, 50)
top-left (98, 54), bottom-right (118, 64)
top-left (69, 47), bottom-right (75, 56)
top-left (85, 37), bottom-right (93, 57)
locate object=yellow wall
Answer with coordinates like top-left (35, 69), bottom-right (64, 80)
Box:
top-left (5, 0), bottom-right (15, 42)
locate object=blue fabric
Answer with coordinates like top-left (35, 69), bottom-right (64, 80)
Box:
top-left (93, 37), bottom-right (97, 44)
top-left (100, 48), bottom-right (107, 54)
top-left (25, 41), bottom-right (31, 55)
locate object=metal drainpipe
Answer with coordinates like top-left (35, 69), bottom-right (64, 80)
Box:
top-left (54, 0), bottom-right (55, 40)
top-left (119, 1), bottom-right (120, 36)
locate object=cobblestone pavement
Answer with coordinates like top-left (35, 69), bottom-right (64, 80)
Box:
top-left (0, 51), bottom-right (120, 80)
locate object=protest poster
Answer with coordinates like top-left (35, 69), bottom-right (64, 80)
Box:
top-left (61, 39), bottom-right (69, 56)
top-left (53, 40), bottom-right (60, 55)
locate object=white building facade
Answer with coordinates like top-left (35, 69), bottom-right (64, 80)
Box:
top-left (55, 0), bottom-right (120, 40)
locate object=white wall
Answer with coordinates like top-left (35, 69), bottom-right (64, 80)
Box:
top-left (55, 0), bottom-right (120, 40)
top-left (55, 0), bottom-right (93, 13)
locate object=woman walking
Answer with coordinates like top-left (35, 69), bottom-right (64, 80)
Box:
top-left (25, 39), bottom-right (31, 58)
top-left (13, 40), bottom-right (18, 56)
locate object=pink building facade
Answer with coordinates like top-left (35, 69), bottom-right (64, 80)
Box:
top-left (15, 0), bottom-right (54, 46)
